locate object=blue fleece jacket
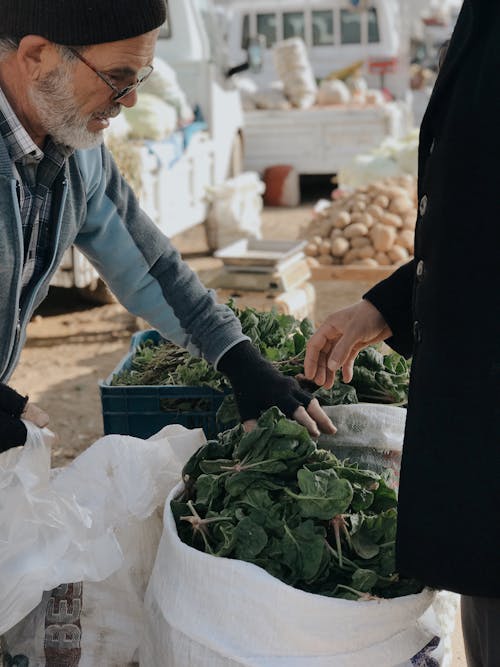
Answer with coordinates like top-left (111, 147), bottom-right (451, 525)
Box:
top-left (0, 136), bottom-right (247, 382)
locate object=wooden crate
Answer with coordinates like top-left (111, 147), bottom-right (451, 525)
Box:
top-left (311, 265), bottom-right (398, 282)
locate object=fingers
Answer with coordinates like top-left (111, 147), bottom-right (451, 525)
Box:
top-left (292, 405), bottom-right (321, 438)
top-left (306, 398), bottom-right (336, 435)
top-left (304, 324), bottom-right (340, 382)
top-left (22, 402), bottom-right (50, 428)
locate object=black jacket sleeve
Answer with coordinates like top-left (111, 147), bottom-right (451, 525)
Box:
top-left (363, 260), bottom-right (415, 359)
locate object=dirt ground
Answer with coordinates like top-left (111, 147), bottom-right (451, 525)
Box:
top-left (9, 204), bottom-right (466, 664)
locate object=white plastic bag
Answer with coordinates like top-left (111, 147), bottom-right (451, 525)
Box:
top-left (206, 172), bottom-right (265, 249)
top-left (0, 423), bottom-right (205, 636)
top-left (142, 482), bottom-right (436, 667)
top-left (319, 404), bottom-right (407, 487)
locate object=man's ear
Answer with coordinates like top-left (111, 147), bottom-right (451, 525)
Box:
top-left (16, 35), bottom-right (60, 81)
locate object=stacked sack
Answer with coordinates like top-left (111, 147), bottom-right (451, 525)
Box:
top-left (272, 38), bottom-right (318, 109)
top-left (305, 176), bottom-right (417, 268)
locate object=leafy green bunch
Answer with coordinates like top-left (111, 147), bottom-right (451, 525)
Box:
top-left (172, 407), bottom-right (423, 600)
top-left (112, 303), bottom-right (410, 409)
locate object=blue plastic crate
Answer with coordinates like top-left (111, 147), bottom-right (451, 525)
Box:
top-left (99, 330), bottom-right (232, 439)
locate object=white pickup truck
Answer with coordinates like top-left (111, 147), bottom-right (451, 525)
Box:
top-left (216, 0), bottom-right (413, 175)
top-left (52, 0), bottom-right (248, 300)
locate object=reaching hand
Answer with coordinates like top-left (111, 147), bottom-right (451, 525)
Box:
top-left (218, 340), bottom-right (336, 438)
top-left (304, 300), bottom-right (392, 389)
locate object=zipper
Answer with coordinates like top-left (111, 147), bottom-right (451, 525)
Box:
top-left (1, 178), bottom-right (69, 380)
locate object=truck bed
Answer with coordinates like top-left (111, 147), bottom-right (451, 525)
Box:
top-left (242, 102), bottom-right (409, 175)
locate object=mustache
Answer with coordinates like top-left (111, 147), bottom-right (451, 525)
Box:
top-left (92, 105), bottom-right (121, 121)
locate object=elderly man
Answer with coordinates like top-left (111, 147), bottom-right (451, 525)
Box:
top-left (0, 0), bottom-right (334, 452)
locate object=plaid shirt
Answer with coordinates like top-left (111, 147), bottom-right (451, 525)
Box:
top-left (0, 87), bottom-right (72, 301)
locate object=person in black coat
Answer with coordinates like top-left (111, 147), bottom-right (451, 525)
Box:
top-left (304, 1), bottom-right (500, 664)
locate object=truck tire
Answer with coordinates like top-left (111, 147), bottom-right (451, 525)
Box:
top-left (77, 278), bottom-right (117, 305)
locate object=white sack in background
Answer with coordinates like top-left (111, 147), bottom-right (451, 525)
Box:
top-left (141, 56), bottom-right (194, 126)
top-left (206, 172), bottom-right (265, 249)
top-left (316, 79), bottom-right (352, 106)
top-left (273, 38), bottom-right (317, 109)
top-left (123, 93), bottom-right (178, 141)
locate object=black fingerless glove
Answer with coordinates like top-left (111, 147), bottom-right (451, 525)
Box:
top-left (218, 340), bottom-right (312, 421)
top-left (0, 383), bottom-right (29, 453)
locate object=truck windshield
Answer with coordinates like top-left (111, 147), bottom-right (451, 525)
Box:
top-left (340, 9), bottom-right (361, 44)
top-left (368, 7), bottom-right (380, 43)
top-left (257, 13), bottom-right (277, 48)
top-left (283, 12), bottom-right (305, 40)
top-left (312, 10), bottom-right (335, 46)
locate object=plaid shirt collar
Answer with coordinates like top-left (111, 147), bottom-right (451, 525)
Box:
top-left (0, 86), bottom-right (73, 167)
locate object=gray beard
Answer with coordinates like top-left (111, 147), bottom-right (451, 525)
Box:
top-left (28, 65), bottom-right (121, 150)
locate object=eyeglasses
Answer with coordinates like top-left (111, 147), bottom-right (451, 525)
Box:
top-left (66, 47), bottom-right (153, 102)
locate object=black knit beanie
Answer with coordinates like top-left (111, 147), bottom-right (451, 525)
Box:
top-left (0, 0), bottom-right (168, 46)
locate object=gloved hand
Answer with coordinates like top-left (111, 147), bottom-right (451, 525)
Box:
top-left (0, 383), bottom-right (49, 453)
top-left (218, 341), bottom-right (336, 437)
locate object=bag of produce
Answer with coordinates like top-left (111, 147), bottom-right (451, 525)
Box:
top-left (142, 408), bottom-right (438, 666)
top-left (1, 424), bottom-right (205, 665)
top-left (123, 92), bottom-right (178, 141)
top-left (272, 38), bottom-right (317, 109)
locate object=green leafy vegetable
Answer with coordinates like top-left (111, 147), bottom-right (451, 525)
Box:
top-left (172, 408), bottom-right (423, 600)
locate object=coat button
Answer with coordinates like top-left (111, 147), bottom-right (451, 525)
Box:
top-left (419, 195), bottom-right (428, 216)
top-left (413, 320), bottom-right (423, 343)
top-left (416, 260), bottom-right (424, 279)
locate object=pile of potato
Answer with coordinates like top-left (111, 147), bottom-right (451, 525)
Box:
top-left (305, 176), bottom-right (417, 268)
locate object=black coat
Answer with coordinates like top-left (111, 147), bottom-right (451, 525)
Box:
top-left (365, 0), bottom-right (500, 597)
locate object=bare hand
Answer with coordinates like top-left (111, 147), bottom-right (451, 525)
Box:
top-left (22, 402), bottom-right (50, 428)
top-left (304, 300), bottom-right (391, 389)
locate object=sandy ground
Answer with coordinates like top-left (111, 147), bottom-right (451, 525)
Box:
top-left (8, 204), bottom-right (466, 664)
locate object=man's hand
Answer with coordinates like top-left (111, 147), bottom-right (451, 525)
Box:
top-left (242, 395), bottom-right (336, 439)
top-left (22, 402), bottom-right (50, 428)
top-left (0, 383), bottom-right (50, 452)
top-left (218, 341), bottom-right (336, 438)
top-left (304, 300), bottom-right (392, 389)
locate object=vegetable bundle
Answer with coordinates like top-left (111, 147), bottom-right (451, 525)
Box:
top-left (173, 407), bottom-right (423, 600)
top-left (112, 304), bottom-right (410, 413)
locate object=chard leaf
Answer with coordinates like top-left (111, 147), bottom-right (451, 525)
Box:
top-left (350, 530), bottom-right (380, 560)
top-left (351, 485), bottom-right (374, 512)
top-left (357, 347), bottom-right (385, 371)
top-left (351, 568), bottom-right (379, 592)
top-left (289, 468), bottom-right (353, 519)
top-left (225, 471), bottom-right (285, 497)
top-left (371, 479), bottom-right (398, 512)
top-left (234, 517), bottom-right (268, 559)
top-left (281, 520), bottom-right (326, 582)
top-left (212, 521), bottom-right (236, 556)
top-left (195, 474), bottom-right (224, 507)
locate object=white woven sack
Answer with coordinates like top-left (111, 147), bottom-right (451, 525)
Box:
top-left (272, 38), bottom-right (317, 109)
top-left (142, 482), bottom-right (436, 667)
